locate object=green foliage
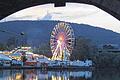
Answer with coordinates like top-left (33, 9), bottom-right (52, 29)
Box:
top-left (93, 52), bottom-right (120, 68)
top-left (0, 34), bottom-right (29, 51)
top-left (70, 36), bottom-right (97, 60)
top-left (0, 43), bottom-right (8, 50)
top-left (32, 42), bottom-right (52, 58)
top-left (21, 55), bottom-right (27, 62)
top-left (6, 36), bottom-right (17, 50)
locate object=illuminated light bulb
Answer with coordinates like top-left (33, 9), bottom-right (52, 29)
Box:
top-left (59, 36), bottom-right (63, 41)
top-left (57, 40), bottom-right (61, 45)
top-left (58, 34), bottom-right (65, 42)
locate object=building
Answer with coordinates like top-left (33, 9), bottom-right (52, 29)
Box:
top-left (98, 44), bottom-right (120, 53)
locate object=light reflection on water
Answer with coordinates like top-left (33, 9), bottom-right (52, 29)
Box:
top-left (0, 69), bottom-right (92, 80)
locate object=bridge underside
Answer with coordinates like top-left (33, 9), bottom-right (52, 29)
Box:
top-left (0, 0), bottom-right (120, 20)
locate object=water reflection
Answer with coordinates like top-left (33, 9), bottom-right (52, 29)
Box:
top-left (0, 69), bottom-right (92, 80)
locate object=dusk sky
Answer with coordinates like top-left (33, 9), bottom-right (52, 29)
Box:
top-left (1, 3), bottom-right (120, 33)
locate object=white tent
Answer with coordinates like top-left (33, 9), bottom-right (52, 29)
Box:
top-left (37, 56), bottom-right (50, 63)
top-left (0, 54), bottom-right (12, 61)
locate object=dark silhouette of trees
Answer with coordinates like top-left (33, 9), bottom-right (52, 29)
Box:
top-left (70, 36), bottom-right (98, 60)
top-left (33, 42), bottom-right (52, 58)
top-left (6, 35), bottom-right (29, 50)
top-left (69, 36), bottom-right (120, 68)
top-left (6, 36), bottom-right (18, 50)
top-left (0, 43), bottom-right (8, 50)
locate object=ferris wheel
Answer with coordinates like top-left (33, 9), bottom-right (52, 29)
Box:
top-left (50, 22), bottom-right (75, 60)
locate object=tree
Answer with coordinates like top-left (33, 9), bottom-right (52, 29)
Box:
top-left (0, 43), bottom-right (7, 50)
top-left (33, 42), bottom-right (52, 58)
top-left (6, 36), bottom-right (18, 50)
top-left (70, 36), bottom-right (97, 60)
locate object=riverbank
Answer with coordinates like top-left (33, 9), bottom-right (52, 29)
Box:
top-left (0, 66), bottom-right (94, 71)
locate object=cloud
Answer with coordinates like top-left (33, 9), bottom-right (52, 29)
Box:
top-left (41, 12), bottom-right (52, 20)
top-left (0, 3), bottom-right (120, 33)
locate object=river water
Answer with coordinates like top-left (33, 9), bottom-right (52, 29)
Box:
top-left (0, 69), bottom-right (119, 80)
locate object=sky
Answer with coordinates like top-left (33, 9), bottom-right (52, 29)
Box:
top-left (1, 3), bottom-right (120, 33)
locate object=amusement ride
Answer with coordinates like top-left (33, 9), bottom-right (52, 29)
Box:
top-left (50, 22), bottom-right (75, 61)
